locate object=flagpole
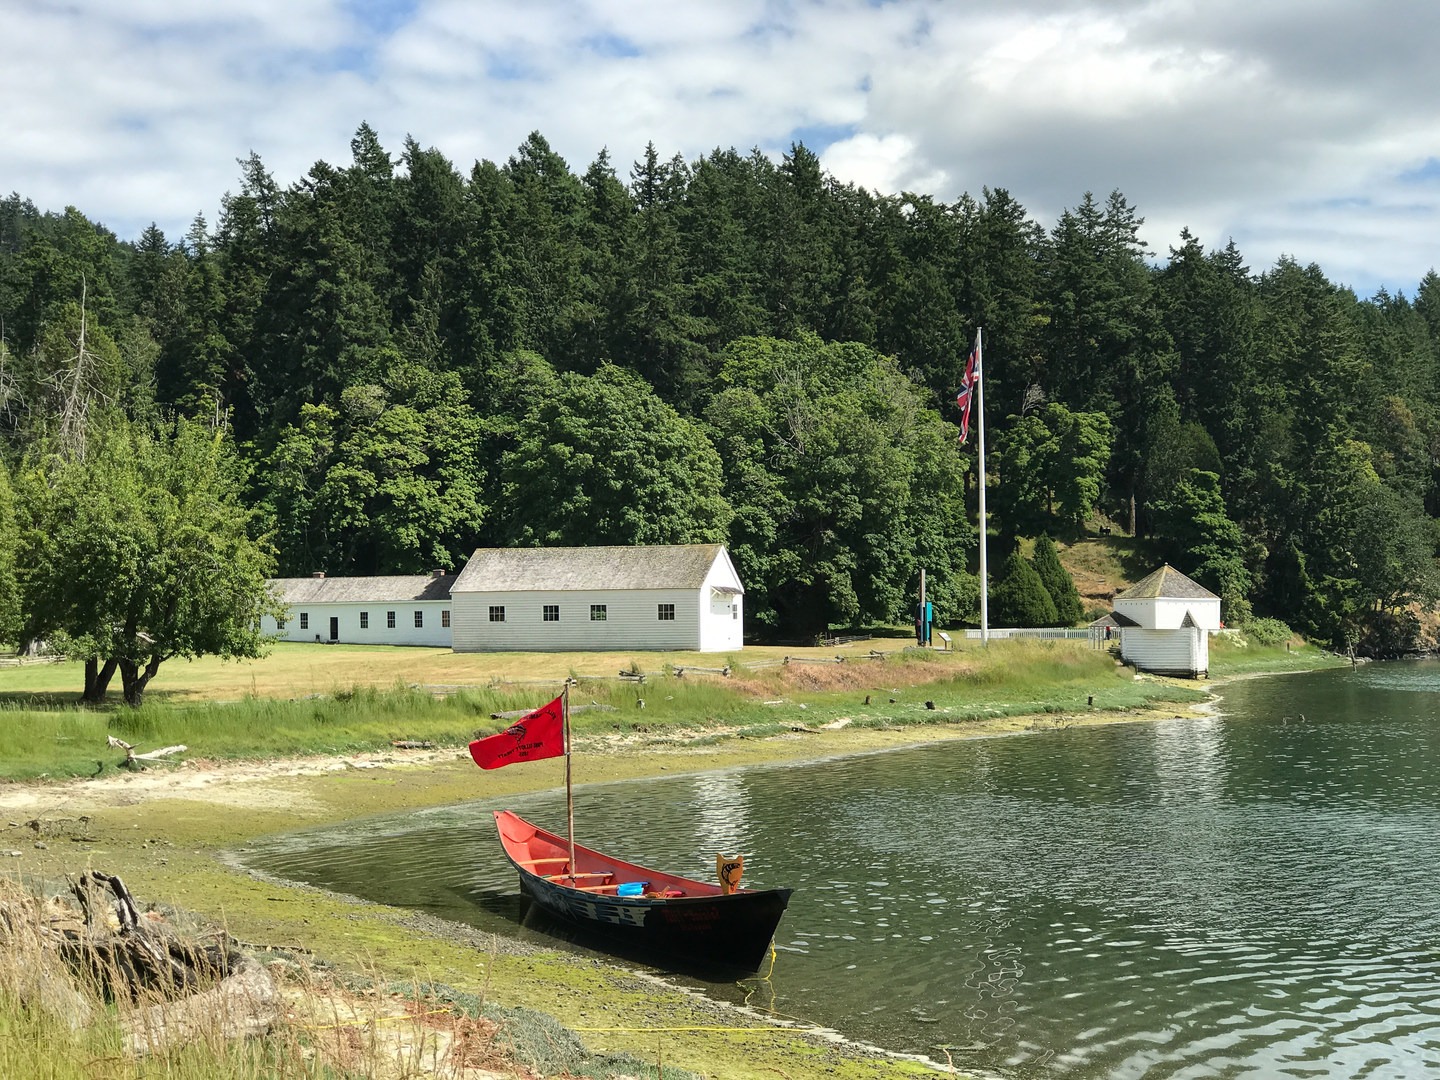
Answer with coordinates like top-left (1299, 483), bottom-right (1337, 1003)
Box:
top-left (563, 682), bottom-right (576, 881)
top-left (976, 328), bottom-right (989, 645)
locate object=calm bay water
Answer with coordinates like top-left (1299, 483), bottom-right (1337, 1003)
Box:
top-left (238, 662), bottom-right (1440, 1078)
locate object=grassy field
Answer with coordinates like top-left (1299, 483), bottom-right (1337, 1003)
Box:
top-left (1, 640), bottom-right (801, 703)
top-left (0, 634), bottom-right (1341, 781)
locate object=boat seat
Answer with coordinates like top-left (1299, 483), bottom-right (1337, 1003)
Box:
top-left (518, 857), bottom-right (570, 869)
top-left (544, 872), bottom-right (614, 885)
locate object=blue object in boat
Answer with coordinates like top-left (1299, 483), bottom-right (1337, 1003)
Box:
top-left (616, 881), bottom-right (649, 897)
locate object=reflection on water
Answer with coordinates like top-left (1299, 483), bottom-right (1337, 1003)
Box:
top-left (685, 771), bottom-right (751, 858)
top-left (239, 662), bottom-right (1440, 1078)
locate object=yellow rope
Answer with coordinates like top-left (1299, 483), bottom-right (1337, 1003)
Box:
top-left (578, 947), bottom-right (825, 1036)
top-left (573, 1025), bottom-right (795, 1034)
top-left (297, 1007), bottom-right (457, 1032)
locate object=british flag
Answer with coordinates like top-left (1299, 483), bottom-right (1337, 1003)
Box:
top-left (956, 343), bottom-right (980, 444)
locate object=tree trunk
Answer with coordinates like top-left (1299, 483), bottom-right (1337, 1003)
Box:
top-left (82, 657), bottom-right (118, 703)
top-left (119, 655), bottom-right (164, 708)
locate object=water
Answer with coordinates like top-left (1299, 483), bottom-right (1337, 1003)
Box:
top-left (238, 662), bottom-right (1440, 1078)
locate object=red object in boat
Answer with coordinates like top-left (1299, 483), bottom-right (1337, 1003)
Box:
top-left (492, 810), bottom-right (792, 971)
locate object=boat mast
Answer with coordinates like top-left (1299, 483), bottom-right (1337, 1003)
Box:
top-left (564, 682), bottom-right (576, 880)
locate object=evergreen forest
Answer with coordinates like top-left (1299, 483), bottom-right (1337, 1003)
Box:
top-left (4, 123), bottom-right (1440, 674)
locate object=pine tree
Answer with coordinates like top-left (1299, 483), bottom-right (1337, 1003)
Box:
top-left (990, 549), bottom-right (1058, 628)
top-left (1032, 534), bottom-right (1084, 626)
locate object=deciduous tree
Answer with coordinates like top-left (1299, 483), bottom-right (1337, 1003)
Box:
top-left (496, 364), bottom-right (732, 547)
top-left (16, 418), bottom-right (280, 705)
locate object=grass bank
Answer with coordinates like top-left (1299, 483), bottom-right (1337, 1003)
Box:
top-left (0, 638), bottom-right (1236, 781)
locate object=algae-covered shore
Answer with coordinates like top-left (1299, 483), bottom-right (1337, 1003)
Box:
top-left (0, 638), bottom-right (1339, 1078)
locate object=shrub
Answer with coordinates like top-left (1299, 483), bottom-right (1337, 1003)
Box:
top-left (1241, 617), bottom-right (1292, 647)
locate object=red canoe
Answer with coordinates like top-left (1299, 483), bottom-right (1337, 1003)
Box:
top-left (492, 810), bottom-right (793, 972)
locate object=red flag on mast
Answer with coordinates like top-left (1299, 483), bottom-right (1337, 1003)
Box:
top-left (956, 342), bottom-right (980, 444)
top-left (469, 695), bottom-right (566, 769)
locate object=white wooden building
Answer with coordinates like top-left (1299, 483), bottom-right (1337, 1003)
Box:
top-left (262, 571), bottom-right (456, 647)
top-left (1099, 564), bottom-right (1222, 677)
top-left (449, 545), bottom-right (744, 653)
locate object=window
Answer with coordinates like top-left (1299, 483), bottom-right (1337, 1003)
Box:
top-left (732, 604), bottom-right (739, 620)
top-left (658, 603), bottom-right (675, 621)
top-left (360, 611), bottom-right (369, 629)
top-left (590, 604), bottom-right (607, 621)
top-left (386, 611), bottom-right (396, 629)
top-left (441, 610), bottom-right (451, 628)
top-left (276, 618), bottom-right (286, 631)
top-left (543, 604), bottom-right (560, 622)
top-left (489, 606), bottom-right (506, 623)
top-left (414, 610), bottom-right (424, 628)
top-left (299, 613), bottom-right (309, 630)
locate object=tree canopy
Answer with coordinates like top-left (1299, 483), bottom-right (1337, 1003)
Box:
top-left (3, 126), bottom-right (1440, 655)
top-left (705, 334), bottom-right (972, 638)
top-left (15, 418), bottom-right (280, 705)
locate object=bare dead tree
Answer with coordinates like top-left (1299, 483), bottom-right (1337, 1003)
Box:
top-left (45, 276), bottom-right (113, 461)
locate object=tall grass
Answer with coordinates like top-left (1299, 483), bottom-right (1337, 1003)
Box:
top-left (0, 639), bottom-right (1259, 781)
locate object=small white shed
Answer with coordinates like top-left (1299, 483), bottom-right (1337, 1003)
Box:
top-left (262, 571), bottom-right (456, 647)
top-left (1105, 564), bottom-right (1222, 677)
top-left (449, 545), bottom-right (744, 653)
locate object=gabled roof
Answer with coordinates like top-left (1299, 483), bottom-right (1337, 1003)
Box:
top-left (269, 575), bottom-right (456, 605)
top-left (452, 545), bottom-right (737, 593)
top-left (1114, 564), bottom-right (1219, 602)
top-left (1090, 611), bottom-right (1140, 628)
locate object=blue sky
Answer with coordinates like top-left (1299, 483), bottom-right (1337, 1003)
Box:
top-left (6, 0), bottom-right (1439, 297)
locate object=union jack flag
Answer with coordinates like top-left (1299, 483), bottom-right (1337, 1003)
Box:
top-left (956, 343), bottom-right (980, 444)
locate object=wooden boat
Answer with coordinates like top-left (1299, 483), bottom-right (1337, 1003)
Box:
top-left (493, 809), bottom-right (792, 972)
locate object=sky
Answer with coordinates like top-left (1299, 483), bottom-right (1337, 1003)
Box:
top-left (6, 0), bottom-right (1439, 298)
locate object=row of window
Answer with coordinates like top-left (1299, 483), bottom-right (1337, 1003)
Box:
top-left (284, 610), bottom-right (451, 631)
top-left (280, 602), bottom-right (733, 633)
top-left (488, 603), bottom-right (677, 623)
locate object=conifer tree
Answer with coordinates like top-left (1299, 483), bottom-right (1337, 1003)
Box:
top-left (990, 549), bottom-right (1058, 628)
top-left (1032, 534), bottom-right (1084, 626)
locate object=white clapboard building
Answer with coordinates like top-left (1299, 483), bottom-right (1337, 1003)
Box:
top-left (1097, 564), bottom-right (1222, 677)
top-left (261, 571), bottom-right (456, 647)
top-left (449, 544), bottom-right (744, 653)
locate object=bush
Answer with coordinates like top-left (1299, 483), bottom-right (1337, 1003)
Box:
top-left (1241, 617), bottom-right (1292, 647)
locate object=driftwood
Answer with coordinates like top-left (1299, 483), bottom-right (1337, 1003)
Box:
top-left (106, 736), bottom-right (188, 770)
top-left (3, 872), bottom-right (279, 1054)
top-left (122, 954), bottom-right (279, 1055)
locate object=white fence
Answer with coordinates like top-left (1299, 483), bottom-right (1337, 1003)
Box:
top-left (962, 628), bottom-right (1097, 641)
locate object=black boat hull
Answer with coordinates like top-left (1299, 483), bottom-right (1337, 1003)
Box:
top-left (511, 867), bottom-right (791, 972)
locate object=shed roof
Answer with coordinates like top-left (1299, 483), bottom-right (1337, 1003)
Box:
top-left (269, 574), bottom-right (455, 605)
top-left (1089, 611), bottom-right (1140, 628)
top-left (452, 545), bottom-right (737, 593)
top-left (1114, 564), bottom-right (1219, 602)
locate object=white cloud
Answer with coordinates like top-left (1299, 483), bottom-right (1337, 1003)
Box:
top-left (4, 0), bottom-right (1437, 295)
